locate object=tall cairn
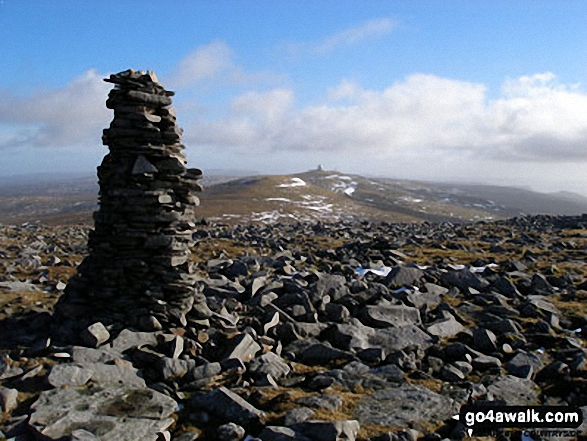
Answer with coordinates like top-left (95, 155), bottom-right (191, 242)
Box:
top-left (54, 69), bottom-right (205, 335)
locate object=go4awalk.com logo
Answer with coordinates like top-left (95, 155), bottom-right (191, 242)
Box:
top-left (454, 405), bottom-right (583, 437)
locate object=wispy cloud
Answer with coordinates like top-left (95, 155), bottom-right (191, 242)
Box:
top-left (316, 17), bottom-right (397, 53)
top-left (166, 41), bottom-right (284, 89)
top-left (286, 17), bottom-right (397, 55)
top-left (166, 41), bottom-right (234, 88)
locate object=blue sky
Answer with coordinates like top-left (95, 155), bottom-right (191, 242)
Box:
top-left (1, 1), bottom-right (586, 195)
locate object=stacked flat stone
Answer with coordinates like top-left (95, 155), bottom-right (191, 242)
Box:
top-left (54, 69), bottom-right (203, 333)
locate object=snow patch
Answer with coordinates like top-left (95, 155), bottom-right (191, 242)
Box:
top-left (400, 196), bottom-right (423, 203)
top-left (266, 198), bottom-right (293, 202)
top-left (278, 178), bottom-right (306, 188)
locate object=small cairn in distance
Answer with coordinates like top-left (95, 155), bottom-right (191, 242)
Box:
top-left (54, 69), bottom-right (207, 338)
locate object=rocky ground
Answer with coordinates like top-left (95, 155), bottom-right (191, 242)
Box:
top-left (1, 215), bottom-right (587, 440)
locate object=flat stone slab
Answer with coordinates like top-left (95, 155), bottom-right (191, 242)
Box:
top-left (325, 321), bottom-right (434, 353)
top-left (48, 363), bottom-right (94, 388)
top-left (71, 346), bottom-right (128, 364)
top-left (359, 303), bottom-right (421, 328)
top-left (354, 385), bottom-right (458, 427)
top-left (367, 325), bottom-right (434, 352)
top-left (29, 386), bottom-right (178, 441)
top-left (48, 362), bottom-right (146, 388)
top-left (487, 375), bottom-right (541, 405)
top-left (109, 329), bottom-right (160, 353)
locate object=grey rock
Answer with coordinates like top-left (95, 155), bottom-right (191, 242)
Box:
top-left (526, 296), bottom-right (561, 316)
top-left (531, 273), bottom-right (554, 295)
top-left (323, 321), bottom-right (373, 351)
top-left (110, 329), bottom-right (160, 352)
top-left (47, 363), bottom-right (93, 388)
top-left (187, 362), bottom-right (222, 382)
top-left (221, 358), bottom-right (247, 375)
top-left (296, 322), bottom-right (328, 339)
top-left (307, 374), bottom-right (335, 391)
top-left (157, 431), bottom-right (171, 441)
top-left (248, 351), bottom-right (290, 379)
top-left (442, 269), bottom-right (489, 292)
top-left (299, 343), bottom-right (355, 365)
top-left (292, 420), bottom-right (360, 441)
top-left (80, 322), bottom-right (110, 348)
top-left (217, 422), bottom-right (245, 441)
top-left (505, 352), bottom-right (543, 379)
top-left (384, 266), bottom-right (423, 289)
top-left (323, 302), bottom-right (351, 323)
top-left (312, 274), bottom-right (350, 303)
top-left (21, 364), bottom-right (44, 380)
top-left (296, 394), bottom-right (343, 411)
top-left (156, 357), bottom-right (192, 381)
top-left (406, 284), bottom-right (444, 309)
top-left (71, 346), bottom-right (126, 364)
top-left (472, 355), bottom-right (502, 370)
top-left (327, 320), bottom-right (433, 354)
top-left (421, 283), bottom-right (449, 296)
top-left (472, 327), bottom-right (498, 353)
top-left (127, 90), bottom-right (172, 106)
top-left (0, 386), bottom-right (18, 413)
top-left (222, 333), bottom-right (261, 363)
top-left (426, 315), bottom-right (464, 338)
top-left (283, 407), bottom-right (315, 426)
top-left (454, 360), bottom-right (473, 375)
top-left (29, 386), bottom-right (178, 441)
top-left (368, 364), bottom-right (404, 383)
top-left (0, 365), bottom-right (24, 380)
top-left (537, 361), bottom-right (570, 380)
top-left (359, 303), bottom-right (421, 328)
top-left (84, 361), bottom-right (147, 387)
top-left (354, 385), bottom-right (457, 427)
top-left (320, 369), bottom-right (373, 391)
top-left (368, 325), bottom-right (434, 353)
top-left (138, 315), bottom-right (164, 331)
top-left (492, 276), bottom-right (521, 297)
top-left (487, 375), bottom-right (540, 405)
top-left (357, 347), bottom-right (386, 364)
top-left (166, 335), bottom-right (184, 359)
top-left (485, 318), bottom-right (520, 335)
top-left (443, 343), bottom-right (484, 362)
top-left (192, 386), bottom-right (264, 427)
top-left (440, 364), bottom-right (466, 381)
top-left (71, 428), bottom-right (100, 440)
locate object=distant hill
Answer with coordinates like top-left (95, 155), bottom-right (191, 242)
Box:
top-left (0, 169), bottom-right (584, 225)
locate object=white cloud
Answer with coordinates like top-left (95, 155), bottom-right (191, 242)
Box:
top-left (0, 69), bottom-right (111, 149)
top-left (167, 41), bottom-right (283, 89)
top-left (0, 41), bottom-right (281, 152)
top-left (185, 72), bottom-right (587, 164)
top-left (166, 41), bottom-right (234, 88)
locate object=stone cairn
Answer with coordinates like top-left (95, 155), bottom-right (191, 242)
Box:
top-left (54, 69), bottom-right (206, 336)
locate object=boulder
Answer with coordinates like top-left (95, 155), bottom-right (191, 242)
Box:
top-left (29, 386), bottom-right (178, 440)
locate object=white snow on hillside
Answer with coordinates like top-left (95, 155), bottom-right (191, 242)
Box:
top-left (324, 174), bottom-right (357, 197)
top-left (278, 178), bottom-right (306, 188)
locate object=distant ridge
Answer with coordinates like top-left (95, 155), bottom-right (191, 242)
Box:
top-left (0, 169), bottom-right (584, 225)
